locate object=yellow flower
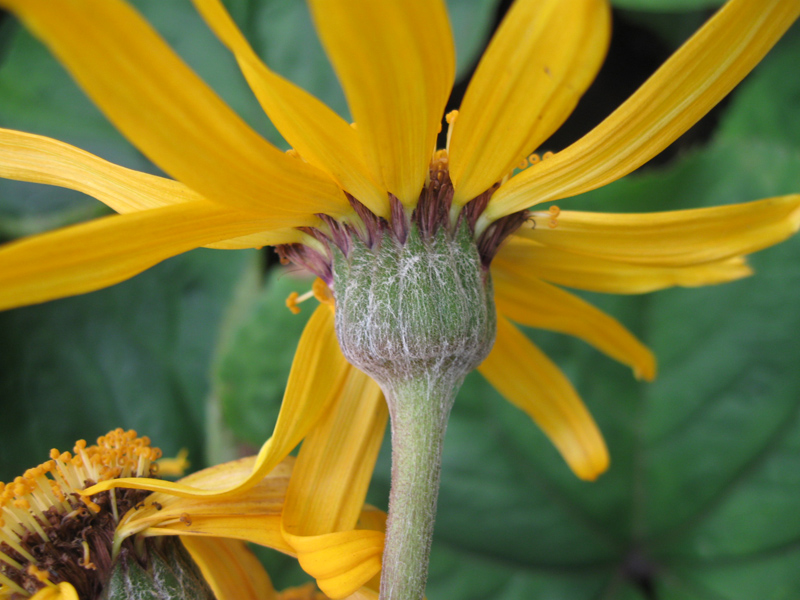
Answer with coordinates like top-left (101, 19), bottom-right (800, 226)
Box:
top-left (0, 429), bottom-right (376, 600)
top-left (1, 0), bottom-right (799, 475)
top-left (1, 0), bottom-right (800, 594)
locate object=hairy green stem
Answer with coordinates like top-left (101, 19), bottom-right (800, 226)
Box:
top-left (379, 378), bottom-right (458, 600)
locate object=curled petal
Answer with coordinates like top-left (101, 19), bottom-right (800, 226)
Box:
top-left (282, 529), bottom-right (384, 599)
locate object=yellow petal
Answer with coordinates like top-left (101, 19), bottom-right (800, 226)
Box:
top-left (182, 537), bottom-right (277, 600)
top-left (116, 456), bottom-right (293, 553)
top-left (0, 128), bottom-right (203, 212)
top-left (492, 270), bottom-right (655, 380)
top-left (29, 583), bottom-right (80, 600)
top-left (307, 0), bottom-right (455, 206)
top-left (0, 128), bottom-right (307, 251)
top-left (277, 582), bottom-right (331, 600)
top-left (84, 305), bottom-right (349, 499)
top-left (478, 315), bottom-right (609, 480)
top-left (449, 0), bottom-right (610, 204)
top-left (493, 235), bottom-right (753, 294)
top-left (282, 529), bottom-right (384, 600)
top-left (0, 201), bottom-right (292, 311)
top-left (517, 196), bottom-right (800, 266)
top-left (206, 228), bottom-right (306, 250)
top-left (190, 0), bottom-right (389, 218)
top-left (284, 366), bottom-right (387, 536)
top-left (3, 0), bottom-right (348, 217)
top-left (486, 0), bottom-right (800, 219)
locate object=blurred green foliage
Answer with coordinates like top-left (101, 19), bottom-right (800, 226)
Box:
top-left (1, 1), bottom-right (799, 598)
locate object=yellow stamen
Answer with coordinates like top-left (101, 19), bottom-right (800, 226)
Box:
top-left (286, 291), bottom-right (307, 314)
top-left (445, 109), bottom-right (459, 151)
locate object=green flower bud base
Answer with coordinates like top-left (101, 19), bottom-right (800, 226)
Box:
top-left (333, 219), bottom-right (496, 600)
top-left (103, 537), bottom-right (215, 600)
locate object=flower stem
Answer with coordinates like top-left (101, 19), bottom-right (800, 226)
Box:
top-left (379, 377), bottom-right (458, 600)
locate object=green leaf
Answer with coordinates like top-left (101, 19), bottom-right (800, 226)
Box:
top-left (447, 0), bottom-right (503, 78)
top-left (0, 248), bottom-right (258, 477)
top-left (716, 29), bottom-right (800, 149)
top-left (214, 267), bottom-right (315, 446)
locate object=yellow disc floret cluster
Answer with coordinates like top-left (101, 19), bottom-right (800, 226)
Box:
top-left (0, 429), bottom-right (161, 598)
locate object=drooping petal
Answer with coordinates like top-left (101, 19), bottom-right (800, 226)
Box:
top-left (182, 537), bottom-right (277, 600)
top-left (2, 0), bottom-right (349, 217)
top-left (119, 456), bottom-right (292, 552)
top-left (0, 201), bottom-right (297, 311)
top-left (0, 128), bottom-right (201, 212)
top-left (281, 365), bottom-right (387, 598)
top-left (478, 315), bottom-right (609, 481)
top-left (449, 0), bottom-right (610, 204)
top-left (486, 0), bottom-right (800, 220)
top-left (284, 367), bottom-right (387, 535)
top-left (492, 269), bottom-right (655, 380)
top-left (84, 305), bottom-right (349, 499)
top-left (307, 0), bottom-right (455, 206)
top-left (190, 0), bottom-right (389, 218)
top-left (517, 196), bottom-right (800, 266)
top-left (493, 235), bottom-right (753, 294)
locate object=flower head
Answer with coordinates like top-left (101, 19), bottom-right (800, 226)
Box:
top-left (1, 0), bottom-right (797, 475)
top-left (0, 429), bottom-right (369, 600)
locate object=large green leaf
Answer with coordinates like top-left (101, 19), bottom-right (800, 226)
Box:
top-left (0, 248), bottom-right (258, 476)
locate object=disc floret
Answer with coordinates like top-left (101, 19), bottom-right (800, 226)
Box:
top-left (0, 429), bottom-right (159, 599)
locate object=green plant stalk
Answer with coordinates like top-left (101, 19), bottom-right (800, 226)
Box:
top-left (379, 377), bottom-right (458, 600)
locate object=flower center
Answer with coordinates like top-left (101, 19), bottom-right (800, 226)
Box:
top-left (0, 429), bottom-right (160, 599)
